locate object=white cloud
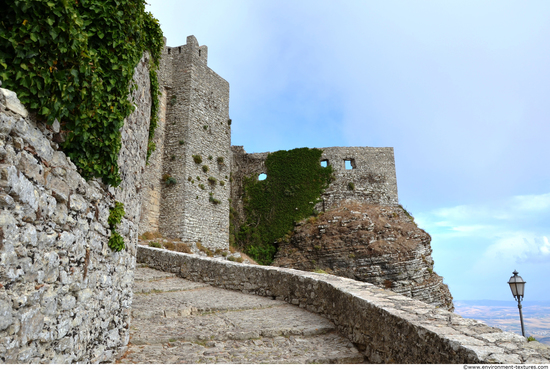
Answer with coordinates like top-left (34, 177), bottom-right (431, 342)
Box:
top-left (510, 193), bottom-right (550, 213)
top-left (416, 192), bottom-right (550, 240)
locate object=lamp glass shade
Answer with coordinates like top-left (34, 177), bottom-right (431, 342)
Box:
top-left (508, 271), bottom-right (526, 298)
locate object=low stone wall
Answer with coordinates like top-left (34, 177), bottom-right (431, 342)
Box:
top-left (137, 245), bottom-right (550, 364)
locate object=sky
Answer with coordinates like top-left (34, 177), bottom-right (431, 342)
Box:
top-left (145, 0), bottom-right (550, 302)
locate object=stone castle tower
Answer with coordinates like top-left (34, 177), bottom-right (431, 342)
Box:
top-left (140, 36), bottom-right (231, 250)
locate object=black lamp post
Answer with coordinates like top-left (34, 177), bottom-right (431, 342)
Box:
top-left (508, 270), bottom-right (526, 337)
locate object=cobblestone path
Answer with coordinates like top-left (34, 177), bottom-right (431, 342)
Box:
top-left (117, 266), bottom-right (365, 364)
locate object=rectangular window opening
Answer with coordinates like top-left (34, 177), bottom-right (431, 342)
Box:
top-left (344, 159), bottom-right (356, 170)
top-left (320, 160), bottom-right (328, 168)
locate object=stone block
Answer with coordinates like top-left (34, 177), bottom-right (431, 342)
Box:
top-left (0, 113), bottom-right (16, 136)
top-left (0, 88), bottom-right (28, 117)
top-left (60, 295), bottom-right (76, 311)
top-left (45, 173), bottom-right (70, 203)
top-left (0, 299), bottom-right (14, 330)
top-left (50, 151), bottom-right (69, 168)
top-left (19, 306), bottom-right (45, 343)
top-left (17, 151), bottom-right (44, 185)
top-left (69, 194), bottom-right (87, 212)
top-left (0, 209), bottom-right (17, 227)
top-left (7, 165), bottom-right (39, 210)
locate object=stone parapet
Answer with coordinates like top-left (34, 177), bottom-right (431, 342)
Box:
top-left (137, 245), bottom-right (550, 364)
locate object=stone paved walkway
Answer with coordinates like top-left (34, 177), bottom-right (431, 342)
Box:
top-left (116, 266), bottom-right (365, 364)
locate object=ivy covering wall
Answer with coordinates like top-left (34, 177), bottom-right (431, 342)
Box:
top-left (0, 0), bottom-right (163, 186)
top-left (234, 148), bottom-right (333, 265)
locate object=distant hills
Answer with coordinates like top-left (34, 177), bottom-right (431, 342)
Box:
top-left (455, 300), bottom-right (550, 346)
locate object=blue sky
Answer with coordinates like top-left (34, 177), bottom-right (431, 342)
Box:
top-left (146, 0), bottom-right (550, 301)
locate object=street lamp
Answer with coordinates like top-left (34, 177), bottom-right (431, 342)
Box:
top-left (508, 270), bottom-right (526, 337)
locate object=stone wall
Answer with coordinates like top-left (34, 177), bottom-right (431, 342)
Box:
top-left (141, 36), bottom-right (231, 251)
top-left (229, 146), bottom-right (268, 236)
top-left (0, 53), bottom-right (151, 363)
top-left (229, 146), bottom-right (399, 245)
top-left (138, 49), bottom-right (168, 235)
top-left (318, 147), bottom-right (398, 209)
top-left (137, 245), bottom-right (550, 364)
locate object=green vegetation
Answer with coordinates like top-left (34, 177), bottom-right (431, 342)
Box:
top-left (193, 155), bottom-right (202, 164)
top-left (196, 241), bottom-right (212, 257)
top-left (202, 165), bottom-right (209, 173)
top-left (163, 174), bottom-right (176, 185)
top-left (107, 202), bottom-right (125, 251)
top-left (399, 204), bottom-right (417, 226)
top-left (208, 177), bottom-right (217, 185)
top-left (233, 147), bottom-right (333, 265)
top-left (348, 182), bottom-right (355, 190)
top-left (208, 155), bottom-right (213, 160)
top-left (228, 255), bottom-right (243, 263)
top-left (179, 140), bottom-right (185, 145)
top-left (209, 193), bottom-right (221, 204)
top-left (527, 336), bottom-right (537, 342)
top-left (217, 156), bottom-right (224, 164)
top-left (148, 241), bottom-right (161, 248)
top-left (0, 0), bottom-right (163, 186)
top-left (139, 231), bottom-right (162, 240)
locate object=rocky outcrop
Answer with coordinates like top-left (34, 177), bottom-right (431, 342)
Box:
top-left (272, 201), bottom-right (454, 311)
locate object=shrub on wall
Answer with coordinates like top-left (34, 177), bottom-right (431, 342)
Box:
top-left (108, 202), bottom-right (125, 251)
top-left (234, 148), bottom-right (333, 265)
top-left (0, 0), bottom-right (163, 186)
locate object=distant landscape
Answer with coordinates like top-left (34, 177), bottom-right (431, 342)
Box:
top-left (454, 300), bottom-right (550, 346)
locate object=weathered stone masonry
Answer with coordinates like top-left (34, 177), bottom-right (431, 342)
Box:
top-left (140, 36), bottom-right (231, 251)
top-left (0, 53), bottom-right (152, 363)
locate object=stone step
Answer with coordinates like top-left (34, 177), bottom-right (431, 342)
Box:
top-left (118, 267), bottom-right (365, 364)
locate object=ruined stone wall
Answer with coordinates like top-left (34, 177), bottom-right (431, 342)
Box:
top-left (0, 53), bottom-right (151, 363)
top-left (229, 146), bottom-right (398, 238)
top-left (229, 146), bottom-right (268, 236)
top-left (137, 246), bottom-right (550, 364)
top-left (142, 36), bottom-right (230, 250)
top-left (318, 147), bottom-right (398, 210)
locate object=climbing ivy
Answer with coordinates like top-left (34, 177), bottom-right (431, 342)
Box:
top-left (234, 148), bottom-right (333, 265)
top-left (108, 201), bottom-right (125, 252)
top-left (0, 0), bottom-right (163, 186)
